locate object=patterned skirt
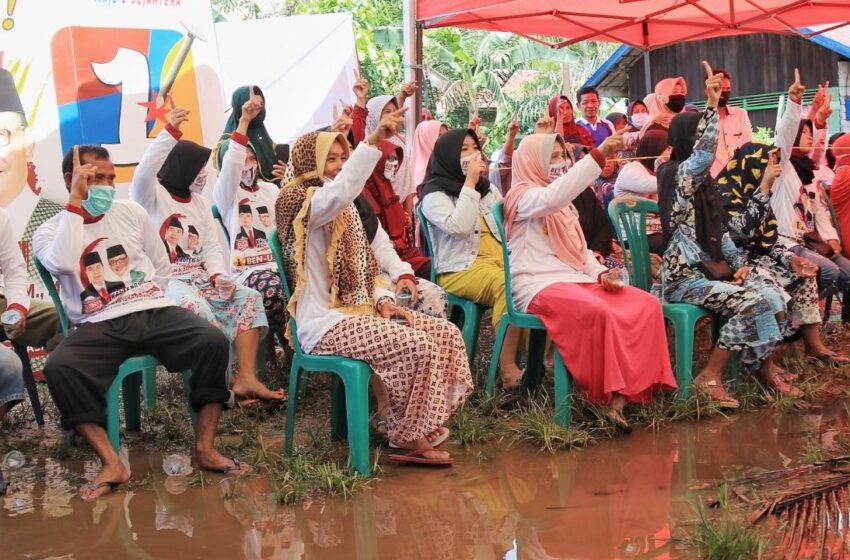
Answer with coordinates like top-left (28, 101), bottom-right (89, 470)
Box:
top-left (312, 313), bottom-right (473, 444)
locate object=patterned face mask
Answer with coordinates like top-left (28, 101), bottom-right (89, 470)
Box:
top-left (383, 157), bottom-right (399, 181)
top-left (240, 164), bottom-right (257, 187)
top-left (548, 160), bottom-right (570, 183)
top-left (460, 152), bottom-right (479, 175)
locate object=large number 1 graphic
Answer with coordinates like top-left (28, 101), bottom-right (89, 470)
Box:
top-left (91, 48), bottom-right (154, 165)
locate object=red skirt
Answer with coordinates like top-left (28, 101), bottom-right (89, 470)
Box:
top-left (528, 283), bottom-right (675, 405)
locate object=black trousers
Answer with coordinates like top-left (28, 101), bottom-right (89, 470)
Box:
top-left (44, 306), bottom-right (230, 430)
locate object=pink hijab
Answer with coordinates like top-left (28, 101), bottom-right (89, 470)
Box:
top-left (504, 133), bottom-right (587, 270)
top-left (409, 120), bottom-right (444, 196)
top-left (640, 77), bottom-right (687, 136)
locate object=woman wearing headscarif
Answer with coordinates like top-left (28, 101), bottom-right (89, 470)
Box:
top-left (717, 142), bottom-right (843, 375)
top-left (275, 108), bottom-right (473, 466)
top-left (548, 96), bottom-right (594, 152)
top-left (366, 94), bottom-right (412, 206)
top-left (770, 73), bottom-right (850, 308)
top-left (216, 85), bottom-right (281, 186)
top-left (659, 62), bottom-right (790, 408)
top-left (130, 101), bottom-right (284, 404)
top-left (641, 77), bottom-right (688, 138)
top-left (213, 90), bottom-right (289, 334)
top-left (419, 129), bottom-right (525, 389)
top-left (504, 132), bottom-right (674, 427)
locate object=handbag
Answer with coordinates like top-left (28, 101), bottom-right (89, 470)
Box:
top-left (698, 259), bottom-right (735, 282)
top-left (802, 231), bottom-right (835, 259)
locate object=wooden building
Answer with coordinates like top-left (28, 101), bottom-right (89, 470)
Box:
top-left (584, 32), bottom-right (850, 131)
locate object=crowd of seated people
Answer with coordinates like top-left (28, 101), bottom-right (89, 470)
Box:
top-left (3, 58), bottom-right (850, 501)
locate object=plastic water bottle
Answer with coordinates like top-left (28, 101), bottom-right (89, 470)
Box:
top-left (396, 288), bottom-right (413, 308)
top-left (1, 309), bottom-right (22, 338)
top-left (162, 454), bottom-right (190, 477)
top-left (2, 451), bottom-right (25, 471)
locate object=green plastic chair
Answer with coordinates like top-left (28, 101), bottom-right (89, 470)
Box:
top-left (211, 203), bottom-right (270, 377)
top-left (607, 198), bottom-right (710, 399)
top-left (34, 257), bottom-right (196, 452)
top-left (267, 228), bottom-right (373, 476)
top-left (486, 202), bottom-right (573, 426)
top-left (416, 205), bottom-right (487, 363)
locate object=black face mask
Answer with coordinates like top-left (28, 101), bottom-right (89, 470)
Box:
top-left (718, 92), bottom-right (731, 108)
top-left (666, 94), bottom-right (686, 113)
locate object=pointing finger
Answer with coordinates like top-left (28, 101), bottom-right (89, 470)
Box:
top-left (167, 93), bottom-right (176, 109)
top-left (701, 60), bottom-right (713, 79)
top-left (794, 68), bottom-right (801, 85)
top-left (332, 104), bottom-right (339, 121)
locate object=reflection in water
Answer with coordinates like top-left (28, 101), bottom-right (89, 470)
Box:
top-left (1, 406), bottom-right (832, 559)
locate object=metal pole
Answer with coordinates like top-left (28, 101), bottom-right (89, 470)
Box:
top-left (402, 0), bottom-right (422, 141)
top-left (643, 50), bottom-right (652, 98)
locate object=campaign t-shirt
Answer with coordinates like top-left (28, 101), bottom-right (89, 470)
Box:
top-left (32, 201), bottom-right (173, 324)
top-left (212, 134), bottom-right (278, 284)
top-left (130, 128), bottom-right (228, 283)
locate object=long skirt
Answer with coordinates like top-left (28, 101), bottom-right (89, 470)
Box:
top-left (528, 283), bottom-right (676, 405)
top-left (665, 272), bottom-right (782, 369)
top-left (312, 313), bottom-right (473, 444)
top-left (167, 278), bottom-right (268, 380)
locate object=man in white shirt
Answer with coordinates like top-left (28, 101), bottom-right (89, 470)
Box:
top-left (710, 69), bottom-right (753, 177)
top-left (0, 68), bottom-right (62, 350)
top-left (576, 86), bottom-right (615, 147)
top-left (34, 145), bottom-right (249, 502)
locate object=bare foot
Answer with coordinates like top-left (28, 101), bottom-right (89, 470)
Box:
top-left (500, 364), bottom-right (525, 390)
top-left (79, 461), bottom-right (129, 502)
top-left (390, 437), bottom-right (451, 461)
top-left (195, 447), bottom-right (253, 474)
top-left (232, 376), bottom-right (286, 402)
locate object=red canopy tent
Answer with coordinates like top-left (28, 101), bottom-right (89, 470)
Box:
top-left (415, 0), bottom-right (850, 50)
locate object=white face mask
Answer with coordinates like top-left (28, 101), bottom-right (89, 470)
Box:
top-left (630, 113), bottom-right (650, 129)
top-left (190, 170), bottom-right (207, 194)
top-left (548, 160), bottom-right (570, 183)
top-left (320, 175), bottom-right (333, 184)
top-left (460, 152), bottom-right (479, 176)
top-left (383, 158), bottom-right (399, 181)
top-left (240, 164), bottom-right (257, 187)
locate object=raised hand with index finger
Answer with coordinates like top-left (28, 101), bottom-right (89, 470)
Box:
top-left (702, 60), bottom-right (722, 108)
top-left (68, 145), bottom-right (98, 206)
top-left (788, 68), bottom-right (805, 104)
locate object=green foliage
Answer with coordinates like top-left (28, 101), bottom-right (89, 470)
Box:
top-left (681, 485), bottom-right (770, 560)
top-left (752, 126), bottom-right (775, 145)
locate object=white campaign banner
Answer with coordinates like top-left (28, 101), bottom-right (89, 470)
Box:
top-left (0, 2), bottom-right (356, 302)
top-left (214, 13), bottom-right (360, 145)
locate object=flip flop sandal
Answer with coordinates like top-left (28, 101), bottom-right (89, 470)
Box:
top-left (774, 370), bottom-right (799, 384)
top-left (807, 354), bottom-right (850, 368)
top-left (81, 480), bottom-right (121, 500)
top-left (388, 447), bottom-right (453, 466)
top-left (211, 457), bottom-right (247, 474)
top-left (766, 378), bottom-right (803, 397)
top-left (695, 380), bottom-right (740, 409)
top-left (389, 427), bottom-right (450, 449)
top-left (501, 369), bottom-right (526, 391)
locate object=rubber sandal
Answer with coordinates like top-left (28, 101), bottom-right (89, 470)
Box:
top-left (501, 369), bottom-right (526, 391)
top-left (695, 380), bottom-right (740, 409)
top-left (81, 480), bottom-right (121, 501)
top-left (210, 457), bottom-right (248, 474)
top-left (808, 353), bottom-right (850, 368)
top-left (765, 377), bottom-right (803, 397)
top-left (389, 427), bottom-right (450, 449)
top-left (388, 447), bottom-right (453, 466)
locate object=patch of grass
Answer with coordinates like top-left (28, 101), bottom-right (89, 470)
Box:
top-left (678, 484), bottom-right (770, 560)
top-left (799, 439), bottom-right (829, 464)
top-left (447, 391), bottom-right (508, 447)
top-left (509, 396), bottom-right (602, 453)
top-left (264, 453), bottom-right (376, 505)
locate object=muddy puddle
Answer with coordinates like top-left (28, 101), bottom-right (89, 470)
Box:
top-left (1, 406), bottom-right (834, 559)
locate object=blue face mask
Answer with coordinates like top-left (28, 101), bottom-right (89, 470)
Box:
top-left (82, 185), bottom-right (116, 216)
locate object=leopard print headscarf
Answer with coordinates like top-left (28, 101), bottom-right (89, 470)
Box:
top-left (276, 131), bottom-right (382, 343)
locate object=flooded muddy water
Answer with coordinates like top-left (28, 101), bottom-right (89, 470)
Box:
top-left (1, 407), bottom-right (832, 559)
